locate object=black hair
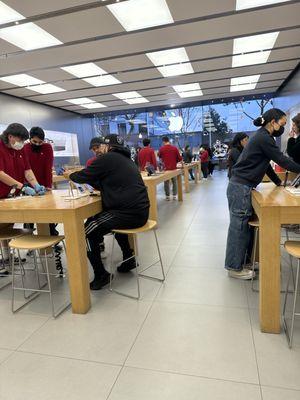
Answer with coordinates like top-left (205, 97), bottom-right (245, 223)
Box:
top-left (292, 113), bottom-right (300, 131)
top-left (253, 108), bottom-right (286, 127)
top-left (184, 144), bottom-right (190, 151)
top-left (1, 123), bottom-right (29, 144)
top-left (162, 136), bottom-right (169, 143)
top-left (231, 132), bottom-right (249, 152)
top-left (143, 138), bottom-right (151, 147)
top-left (30, 126), bottom-right (45, 140)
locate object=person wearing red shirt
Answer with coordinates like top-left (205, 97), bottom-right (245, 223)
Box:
top-left (138, 138), bottom-right (157, 171)
top-left (0, 123), bottom-right (46, 273)
top-left (158, 136), bottom-right (182, 200)
top-left (24, 127), bottom-right (54, 190)
top-left (200, 146), bottom-right (209, 179)
top-left (86, 137), bottom-right (106, 167)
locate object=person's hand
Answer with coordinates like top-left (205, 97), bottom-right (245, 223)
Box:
top-left (22, 186), bottom-right (36, 196)
top-left (34, 183), bottom-right (46, 196)
top-left (289, 129), bottom-right (296, 138)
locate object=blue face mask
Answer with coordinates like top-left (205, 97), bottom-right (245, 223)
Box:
top-left (11, 141), bottom-right (24, 151)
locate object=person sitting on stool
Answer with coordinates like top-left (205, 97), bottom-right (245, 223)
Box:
top-left (69, 134), bottom-right (150, 290)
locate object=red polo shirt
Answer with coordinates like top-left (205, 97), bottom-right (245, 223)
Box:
top-left (158, 144), bottom-right (182, 170)
top-left (200, 150), bottom-right (209, 163)
top-left (138, 147), bottom-right (157, 170)
top-left (0, 139), bottom-right (31, 198)
top-left (86, 156), bottom-right (97, 167)
top-left (24, 143), bottom-right (54, 188)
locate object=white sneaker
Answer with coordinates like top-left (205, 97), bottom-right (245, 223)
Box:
top-left (165, 196), bottom-right (170, 201)
top-left (228, 268), bottom-right (255, 280)
top-left (173, 195), bottom-right (177, 200)
top-left (101, 250), bottom-right (108, 259)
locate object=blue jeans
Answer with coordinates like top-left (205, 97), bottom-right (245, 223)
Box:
top-left (225, 181), bottom-right (253, 271)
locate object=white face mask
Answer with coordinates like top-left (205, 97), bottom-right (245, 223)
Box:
top-left (11, 141), bottom-right (24, 151)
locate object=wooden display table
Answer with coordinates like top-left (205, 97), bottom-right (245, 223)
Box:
top-left (262, 171), bottom-right (298, 183)
top-left (252, 183), bottom-right (300, 333)
top-left (0, 191), bottom-right (101, 315)
top-left (52, 175), bottom-right (68, 189)
top-left (142, 170), bottom-right (183, 221)
top-left (181, 161), bottom-right (201, 192)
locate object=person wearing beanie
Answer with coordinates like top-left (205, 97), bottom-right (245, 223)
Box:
top-left (225, 108), bottom-right (300, 280)
top-left (287, 113), bottom-right (300, 164)
top-left (86, 137), bottom-right (106, 167)
top-left (69, 134), bottom-right (150, 290)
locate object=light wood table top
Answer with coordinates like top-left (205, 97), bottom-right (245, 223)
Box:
top-left (179, 162), bottom-right (201, 192)
top-left (252, 183), bottom-right (300, 334)
top-left (0, 191), bottom-right (101, 314)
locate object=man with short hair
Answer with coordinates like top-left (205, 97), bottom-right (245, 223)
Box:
top-left (138, 138), bottom-right (157, 171)
top-left (69, 134), bottom-right (150, 290)
top-left (86, 137), bottom-right (106, 167)
top-left (158, 136), bottom-right (182, 201)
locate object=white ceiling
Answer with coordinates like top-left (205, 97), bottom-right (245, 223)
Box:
top-left (0, 0), bottom-right (299, 114)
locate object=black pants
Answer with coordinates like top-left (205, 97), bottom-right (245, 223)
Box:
top-left (201, 162), bottom-right (209, 178)
top-left (85, 210), bottom-right (148, 278)
top-left (24, 223), bottom-right (58, 236)
top-left (189, 170), bottom-right (195, 180)
top-left (208, 162), bottom-right (215, 175)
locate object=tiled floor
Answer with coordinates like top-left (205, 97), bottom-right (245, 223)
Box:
top-left (1, 171), bottom-right (300, 399)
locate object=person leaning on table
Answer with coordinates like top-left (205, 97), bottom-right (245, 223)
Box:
top-left (0, 123), bottom-right (46, 274)
top-left (225, 108), bottom-right (300, 280)
top-left (287, 113), bottom-right (300, 164)
top-left (69, 134), bottom-right (150, 291)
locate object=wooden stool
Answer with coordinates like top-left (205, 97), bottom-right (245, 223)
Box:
top-left (283, 241), bottom-right (300, 348)
top-left (0, 227), bottom-right (31, 289)
top-left (109, 220), bottom-right (165, 299)
top-left (9, 235), bottom-right (70, 318)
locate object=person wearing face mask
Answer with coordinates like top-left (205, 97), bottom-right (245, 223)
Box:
top-left (86, 137), bottom-right (106, 167)
top-left (24, 127), bottom-right (54, 190)
top-left (225, 108), bottom-right (300, 280)
top-left (287, 113), bottom-right (300, 164)
top-left (0, 124), bottom-right (46, 272)
top-left (227, 133), bottom-right (249, 179)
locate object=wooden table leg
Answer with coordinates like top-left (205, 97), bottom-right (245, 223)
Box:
top-left (184, 167), bottom-right (190, 193)
top-left (177, 174), bottom-right (183, 202)
top-left (146, 184), bottom-right (158, 222)
top-left (259, 207), bottom-right (281, 333)
top-left (194, 166), bottom-right (198, 184)
top-left (63, 213), bottom-right (91, 314)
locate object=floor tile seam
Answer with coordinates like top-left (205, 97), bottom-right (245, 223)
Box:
top-left (122, 363), bottom-right (261, 387)
top-left (106, 366), bottom-right (124, 400)
top-left (13, 315), bottom-right (52, 352)
top-left (13, 348), bottom-right (123, 368)
top-left (261, 383), bottom-right (300, 392)
top-left (245, 281), bottom-right (264, 400)
top-left (0, 349), bottom-right (16, 366)
top-left (152, 297), bottom-right (253, 311)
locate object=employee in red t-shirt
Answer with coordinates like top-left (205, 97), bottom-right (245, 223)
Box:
top-left (158, 136), bottom-right (182, 201)
top-left (86, 137), bottom-right (106, 167)
top-left (199, 146), bottom-right (209, 180)
top-left (138, 138), bottom-right (157, 171)
top-left (24, 127), bottom-right (54, 190)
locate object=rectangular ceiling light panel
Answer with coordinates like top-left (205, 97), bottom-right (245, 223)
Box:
top-left (0, 1), bottom-right (25, 24)
top-left (232, 32), bottom-right (279, 67)
top-left (66, 98), bottom-right (94, 105)
top-left (173, 83), bottom-right (203, 98)
top-left (81, 102), bottom-right (106, 109)
top-left (230, 74), bottom-right (260, 92)
top-left (84, 75), bottom-right (120, 87)
top-left (0, 22), bottom-right (62, 50)
top-left (27, 84), bottom-right (65, 94)
top-left (125, 97), bottom-right (149, 104)
top-left (0, 73), bottom-right (43, 86)
top-left (146, 47), bottom-right (194, 77)
top-left (61, 63), bottom-right (107, 78)
top-left (107, 0), bottom-right (173, 31)
top-left (113, 91), bottom-right (141, 100)
top-left (236, 0), bottom-right (290, 10)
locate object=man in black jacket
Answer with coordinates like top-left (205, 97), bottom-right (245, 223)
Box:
top-left (287, 113), bottom-right (300, 164)
top-left (69, 135), bottom-right (150, 290)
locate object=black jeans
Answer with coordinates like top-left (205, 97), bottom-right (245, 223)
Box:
top-left (85, 210), bottom-right (148, 278)
top-left (201, 162), bottom-right (209, 178)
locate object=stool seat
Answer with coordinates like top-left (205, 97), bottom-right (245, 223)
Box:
top-left (248, 220), bottom-right (259, 227)
top-left (284, 241), bottom-right (300, 259)
top-left (0, 228), bottom-right (32, 241)
top-left (112, 220), bottom-right (157, 235)
top-left (9, 235), bottom-right (65, 250)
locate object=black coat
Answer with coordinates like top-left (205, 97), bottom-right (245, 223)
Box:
top-left (287, 136), bottom-right (300, 164)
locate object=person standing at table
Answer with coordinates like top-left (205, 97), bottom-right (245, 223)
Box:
top-left (227, 133), bottom-right (249, 179)
top-left (287, 113), bottom-right (300, 164)
top-left (138, 138), bottom-right (157, 171)
top-left (225, 108), bottom-right (300, 280)
top-left (0, 123), bottom-right (46, 272)
top-left (86, 137), bottom-right (106, 167)
top-left (158, 136), bottom-right (182, 201)
top-left (182, 145), bottom-right (195, 180)
top-left (69, 134), bottom-right (149, 290)
top-left (199, 146), bottom-right (209, 180)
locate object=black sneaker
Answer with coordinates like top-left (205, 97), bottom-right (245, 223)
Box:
top-left (90, 273), bottom-right (112, 290)
top-left (117, 256), bottom-right (138, 273)
top-left (2, 257), bottom-right (26, 265)
top-left (0, 268), bottom-right (9, 277)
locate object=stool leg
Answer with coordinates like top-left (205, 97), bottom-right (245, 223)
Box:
top-left (0, 242), bottom-right (5, 270)
top-left (285, 229), bottom-right (296, 291)
top-left (289, 259), bottom-right (300, 348)
top-left (11, 248), bottom-right (16, 312)
top-left (154, 229), bottom-right (165, 282)
top-left (109, 234), bottom-right (116, 290)
top-left (251, 227), bottom-right (258, 292)
top-left (133, 234), bottom-right (141, 300)
top-left (44, 250), bottom-right (55, 318)
top-left (33, 250), bottom-right (42, 289)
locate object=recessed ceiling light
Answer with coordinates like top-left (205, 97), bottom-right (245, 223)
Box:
top-left (0, 73), bottom-right (43, 86)
top-left (27, 84), bottom-right (65, 94)
top-left (236, 0), bottom-right (290, 10)
top-left (173, 83), bottom-right (203, 98)
top-left (232, 32), bottom-right (279, 67)
top-left (81, 102), bottom-right (106, 109)
top-left (0, 1), bottom-right (25, 24)
top-left (113, 91), bottom-right (141, 100)
top-left (125, 97), bottom-right (149, 104)
top-left (146, 47), bottom-right (194, 77)
top-left (230, 75), bottom-right (260, 92)
top-left (66, 98), bottom-right (95, 105)
top-left (0, 22), bottom-right (62, 50)
top-left (177, 90), bottom-right (203, 98)
top-left (84, 75), bottom-right (121, 87)
top-left (61, 63), bottom-right (106, 78)
top-left (107, 0), bottom-right (173, 31)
